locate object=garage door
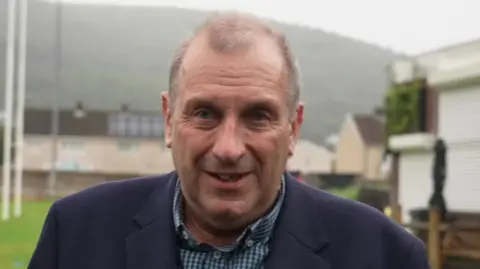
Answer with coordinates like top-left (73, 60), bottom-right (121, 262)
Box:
top-left (439, 85), bottom-right (480, 143)
top-left (398, 152), bottom-right (433, 223)
top-left (444, 142), bottom-right (480, 212)
top-left (438, 85), bottom-right (480, 212)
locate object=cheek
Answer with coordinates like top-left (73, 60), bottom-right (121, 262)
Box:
top-left (248, 130), bottom-right (290, 165)
top-left (173, 125), bottom-right (211, 164)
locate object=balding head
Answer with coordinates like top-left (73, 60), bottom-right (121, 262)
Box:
top-left (168, 12), bottom-right (301, 114)
top-left (162, 13), bottom-right (305, 237)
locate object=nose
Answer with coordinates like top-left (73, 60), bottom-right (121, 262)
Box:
top-left (211, 117), bottom-right (246, 164)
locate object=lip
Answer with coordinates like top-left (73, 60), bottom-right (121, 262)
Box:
top-left (203, 171), bottom-right (251, 190)
top-left (203, 169), bottom-right (251, 175)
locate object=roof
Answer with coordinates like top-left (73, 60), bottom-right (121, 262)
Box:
top-left (295, 140), bottom-right (333, 154)
top-left (24, 108), bottom-right (165, 138)
top-left (352, 114), bottom-right (384, 145)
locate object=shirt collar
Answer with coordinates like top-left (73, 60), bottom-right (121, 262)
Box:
top-left (173, 176), bottom-right (285, 248)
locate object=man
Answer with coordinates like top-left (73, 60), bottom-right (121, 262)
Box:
top-left (28, 12), bottom-right (429, 269)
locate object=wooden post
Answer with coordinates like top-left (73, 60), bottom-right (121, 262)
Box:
top-left (392, 204), bottom-right (402, 224)
top-left (389, 152), bottom-right (402, 224)
top-left (428, 207), bottom-right (442, 269)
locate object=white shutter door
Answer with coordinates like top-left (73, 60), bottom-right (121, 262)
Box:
top-left (399, 152), bottom-right (433, 223)
top-left (439, 85), bottom-right (480, 143)
top-left (438, 86), bottom-right (480, 212)
top-left (444, 142), bottom-right (480, 212)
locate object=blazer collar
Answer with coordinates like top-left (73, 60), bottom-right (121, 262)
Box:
top-left (125, 171), bottom-right (179, 269)
top-left (264, 172), bottom-right (331, 269)
top-left (125, 171), bottom-right (332, 269)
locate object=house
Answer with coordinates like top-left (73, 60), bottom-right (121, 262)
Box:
top-left (287, 139), bottom-right (333, 174)
top-left (387, 39), bottom-right (480, 223)
top-left (20, 106), bottom-right (174, 198)
top-left (334, 114), bottom-right (385, 180)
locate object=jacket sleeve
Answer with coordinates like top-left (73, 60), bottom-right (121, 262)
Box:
top-left (28, 203), bottom-right (59, 269)
top-left (401, 239), bottom-right (430, 269)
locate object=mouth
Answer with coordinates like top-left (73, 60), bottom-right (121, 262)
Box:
top-left (205, 171), bottom-right (250, 183)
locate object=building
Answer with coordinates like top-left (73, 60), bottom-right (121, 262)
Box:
top-left (20, 106), bottom-right (173, 198)
top-left (287, 139), bottom-right (333, 174)
top-left (334, 114), bottom-right (385, 180)
top-left (388, 39), bottom-right (480, 223)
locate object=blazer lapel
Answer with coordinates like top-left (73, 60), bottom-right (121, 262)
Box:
top-left (124, 172), bottom-right (332, 269)
top-left (125, 172), bottom-right (179, 269)
top-left (265, 173), bottom-right (331, 269)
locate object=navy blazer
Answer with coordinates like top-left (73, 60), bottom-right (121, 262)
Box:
top-left (28, 172), bottom-right (429, 269)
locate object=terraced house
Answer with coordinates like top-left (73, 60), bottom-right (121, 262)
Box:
top-left (21, 104), bottom-right (173, 199)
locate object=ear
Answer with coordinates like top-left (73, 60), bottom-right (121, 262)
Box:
top-left (161, 92), bottom-right (173, 148)
top-left (288, 102), bottom-right (304, 157)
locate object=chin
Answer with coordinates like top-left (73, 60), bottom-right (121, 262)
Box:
top-left (205, 200), bottom-right (251, 222)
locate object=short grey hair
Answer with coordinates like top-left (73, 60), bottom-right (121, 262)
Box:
top-left (168, 11), bottom-right (301, 112)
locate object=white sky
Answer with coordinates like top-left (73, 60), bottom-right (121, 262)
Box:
top-left (52, 0), bottom-right (480, 55)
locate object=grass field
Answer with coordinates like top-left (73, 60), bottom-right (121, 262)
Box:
top-left (0, 200), bottom-right (52, 269)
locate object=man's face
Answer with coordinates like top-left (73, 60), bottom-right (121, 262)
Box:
top-left (163, 34), bottom-right (303, 230)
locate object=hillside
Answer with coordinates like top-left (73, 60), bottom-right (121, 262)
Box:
top-left (0, 0), bottom-right (400, 144)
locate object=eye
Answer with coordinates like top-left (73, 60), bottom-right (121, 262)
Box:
top-left (251, 111), bottom-right (269, 120)
top-left (193, 108), bottom-right (215, 119)
top-left (247, 110), bottom-right (271, 124)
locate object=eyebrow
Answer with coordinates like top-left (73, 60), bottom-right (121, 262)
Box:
top-left (183, 96), bottom-right (218, 112)
top-left (184, 94), bottom-right (280, 112)
top-left (243, 100), bottom-right (278, 112)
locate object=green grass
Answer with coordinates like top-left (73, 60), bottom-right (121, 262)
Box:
top-left (328, 186), bottom-right (360, 200)
top-left (0, 200), bottom-right (52, 269)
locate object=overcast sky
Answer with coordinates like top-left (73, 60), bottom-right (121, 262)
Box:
top-left (50, 0), bottom-right (480, 55)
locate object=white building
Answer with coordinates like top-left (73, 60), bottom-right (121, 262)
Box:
top-left (288, 140), bottom-right (333, 174)
top-left (389, 39), bottom-right (480, 222)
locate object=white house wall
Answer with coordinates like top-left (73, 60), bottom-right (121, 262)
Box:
top-left (288, 140), bottom-right (332, 174)
top-left (391, 38), bottom-right (480, 219)
top-left (391, 38), bottom-right (480, 84)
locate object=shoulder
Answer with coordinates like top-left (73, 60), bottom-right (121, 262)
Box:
top-left (293, 181), bottom-right (427, 267)
top-left (296, 181), bottom-right (410, 235)
top-left (51, 171), bottom-right (176, 222)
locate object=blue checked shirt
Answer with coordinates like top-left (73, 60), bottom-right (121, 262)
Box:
top-left (173, 177), bottom-right (285, 269)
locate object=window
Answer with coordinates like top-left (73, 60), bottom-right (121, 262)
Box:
top-left (108, 113), bottom-right (127, 136)
top-left (126, 115), bottom-right (139, 136)
top-left (139, 115), bottom-right (152, 137)
top-left (152, 116), bottom-right (165, 137)
top-left (108, 112), bottom-right (164, 138)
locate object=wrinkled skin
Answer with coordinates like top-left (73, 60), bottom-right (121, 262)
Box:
top-left (162, 32), bottom-right (303, 245)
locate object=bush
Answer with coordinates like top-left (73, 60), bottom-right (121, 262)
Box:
top-left (384, 79), bottom-right (426, 137)
top-left (328, 186), bottom-right (360, 200)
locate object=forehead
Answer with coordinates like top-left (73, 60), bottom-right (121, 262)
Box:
top-left (176, 33), bottom-right (288, 106)
top-left (182, 32), bottom-right (284, 71)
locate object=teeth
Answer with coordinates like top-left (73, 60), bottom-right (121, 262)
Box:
top-left (218, 174), bottom-right (240, 182)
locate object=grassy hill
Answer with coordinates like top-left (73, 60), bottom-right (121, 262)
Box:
top-left (0, 0), bottom-right (401, 144)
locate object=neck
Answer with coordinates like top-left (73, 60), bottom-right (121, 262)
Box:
top-left (184, 204), bottom-right (244, 246)
top-left (182, 181), bottom-right (283, 246)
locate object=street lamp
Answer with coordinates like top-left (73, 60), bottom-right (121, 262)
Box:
top-left (47, 0), bottom-right (63, 198)
top-left (121, 103), bottom-right (130, 113)
top-left (73, 101), bottom-right (86, 119)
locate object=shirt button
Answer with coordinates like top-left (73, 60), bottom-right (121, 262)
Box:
top-left (246, 239), bottom-right (254, 247)
top-left (213, 251), bottom-right (222, 259)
